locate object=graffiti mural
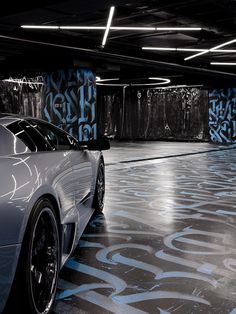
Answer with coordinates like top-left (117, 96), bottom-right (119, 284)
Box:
top-left (55, 146), bottom-right (236, 313)
top-left (209, 88), bottom-right (236, 143)
top-left (0, 69), bottom-right (96, 142)
top-left (43, 68), bottom-right (96, 141)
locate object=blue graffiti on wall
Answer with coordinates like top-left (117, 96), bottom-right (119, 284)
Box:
top-left (43, 68), bottom-right (96, 141)
top-left (209, 88), bottom-right (236, 143)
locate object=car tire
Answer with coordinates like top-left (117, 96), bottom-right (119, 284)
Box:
top-left (4, 198), bottom-right (60, 314)
top-left (93, 160), bottom-right (105, 212)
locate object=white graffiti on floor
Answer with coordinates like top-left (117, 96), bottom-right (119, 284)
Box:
top-left (56, 150), bottom-right (236, 313)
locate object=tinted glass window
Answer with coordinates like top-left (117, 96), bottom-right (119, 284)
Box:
top-left (29, 120), bottom-right (78, 151)
top-left (19, 121), bottom-right (52, 152)
top-left (0, 124), bottom-right (33, 156)
top-left (7, 121), bottom-right (36, 152)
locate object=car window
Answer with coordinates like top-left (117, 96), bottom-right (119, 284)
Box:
top-left (0, 123), bottom-right (33, 156)
top-left (6, 121), bottom-right (36, 152)
top-left (18, 121), bottom-right (52, 152)
top-left (29, 120), bottom-right (79, 151)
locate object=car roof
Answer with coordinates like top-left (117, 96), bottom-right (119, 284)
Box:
top-left (0, 113), bottom-right (23, 125)
top-left (0, 113), bottom-right (74, 138)
top-left (0, 113), bottom-right (48, 125)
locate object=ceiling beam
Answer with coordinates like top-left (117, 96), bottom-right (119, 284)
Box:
top-left (0, 32), bottom-right (235, 82)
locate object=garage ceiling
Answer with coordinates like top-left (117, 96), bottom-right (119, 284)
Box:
top-left (0, 0), bottom-right (236, 87)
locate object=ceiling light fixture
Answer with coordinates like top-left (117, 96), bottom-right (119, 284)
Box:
top-left (112, 26), bottom-right (155, 30)
top-left (96, 77), bottom-right (171, 86)
top-left (211, 62), bottom-right (236, 65)
top-left (148, 77), bottom-right (171, 84)
top-left (177, 48), bottom-right (206, 52)
top-left (142, 47), bottom-right (207, 52)
top-left (102, 6), bottom-right (115, 47)
top-left (21, 25), bottom-right (201, 32)
top-left (96, 78), bottom-right (126, 86)
top-left (96, 78), bottom-right (119, 82)
top-left (60, 26), bottom-right (106, 30)
top-left (96, 78), bottom-right (123, 86)
top-left (212, 49), bottom-right (236, 53)
top-left (21, 25), bottom-right (59, 29)
top-left (155, 27), bottom-right (201, 31)
top-left (96, 82), bottom-right (128, 86)
top-left (143, 47), bottom-right (176, 51)
top-left (142, 47), bottom-right (236, 54)
top-left (185, 38), bottom-right (236, 61)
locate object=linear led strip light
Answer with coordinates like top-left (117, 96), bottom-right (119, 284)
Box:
top-left (21, 6), bottom-right (202, 48)
top-left (142, 47), bottom-right (236, 53)
top-left (21, 25), bottom-right (202, 31)
top-left (184, 38), bottom-right (236, 61)
top-left (143, 47), bottom-right (207, 52)
top-left (96, 77), bottom-right (171, 86)
top-left (102, 6), bottom-right (115, 47)
top-left (211, 62), bottom-right (236, 65)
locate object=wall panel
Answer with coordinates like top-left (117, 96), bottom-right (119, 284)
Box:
top-left (98, 87), bottom-right (209, 141)
top-left (209, 88), bottom-right (236, 143)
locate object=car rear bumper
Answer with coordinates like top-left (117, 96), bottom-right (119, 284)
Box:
top-left (0, 244), bottom-right (21, 312)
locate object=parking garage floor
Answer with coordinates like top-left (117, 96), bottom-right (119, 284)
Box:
top-left (55, 141), bottom-right (236, 314)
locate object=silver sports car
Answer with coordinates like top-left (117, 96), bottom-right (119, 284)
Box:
top-left (0, 113), bottom-right (109, 314)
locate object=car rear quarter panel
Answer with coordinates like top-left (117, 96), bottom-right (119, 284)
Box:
top-left (0, 149), bottom-right (102, 247)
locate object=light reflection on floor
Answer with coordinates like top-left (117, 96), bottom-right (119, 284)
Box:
top-left (54, 142), bottom-right (236, 314)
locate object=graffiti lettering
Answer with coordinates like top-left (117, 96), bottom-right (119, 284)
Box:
top-left (209, 88), bottom-right (236, 143)
top-left (43, 68), bottom-right (96, 141)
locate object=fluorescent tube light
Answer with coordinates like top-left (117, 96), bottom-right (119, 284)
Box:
top-left (111, 26), bottom-right (155, 30)
top-left (142, 47), bottom-right (207, 52)
top-left (184, 50), bottom-right (209, 60)
top-left (21, 25), bottom-right (201, 31)
top-left (143, 47), bottom-right (236, 55)
top-left (102, 6), bottom-right (115, 47)
top-left (185, 38), bottom-right (236, 61)
top-left (148, 77), bottom-right (171, 84)
top-left (155, 27), bottom-right (202, 31)
top-left (60, 26), bottom-right (106, 30)
top-left (96, 77), bottom-right (171, 86)
top-left (21, 25), bottom-right (59, 29)
top-left (177, 48), bottom-right (206, 52)
top-left (142, 47), bottom-right (177, 51)
top-left (210, 39), bottom-right (236, 51)
top-left (213, 49), bottom-right (236, 53)
top-left (211, 62), bottom-right (236, 65)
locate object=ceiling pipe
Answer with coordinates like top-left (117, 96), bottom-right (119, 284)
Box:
top-left (0, 33), bottom-right (235, 80)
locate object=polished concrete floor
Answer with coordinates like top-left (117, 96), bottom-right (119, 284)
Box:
top-left (54, 141), bottom-right (236, 314)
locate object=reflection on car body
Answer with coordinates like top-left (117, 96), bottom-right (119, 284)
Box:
top-left (0, 113), bottom-right (109, 314)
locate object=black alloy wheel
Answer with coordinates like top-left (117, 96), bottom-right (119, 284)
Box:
top-left (29, 205), bottom-right (59, 313)
top-left (5, 199), bottom-right (60, 314)
top-left (93, 161), bottom-right (105, 212)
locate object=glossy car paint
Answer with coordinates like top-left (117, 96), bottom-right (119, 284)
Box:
top-left (0, 115), bottom-right (102, 312)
